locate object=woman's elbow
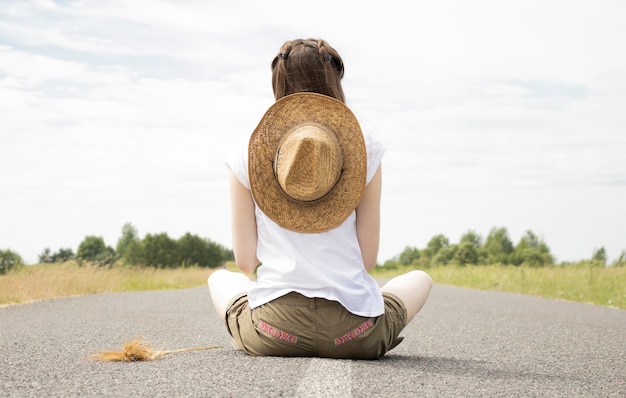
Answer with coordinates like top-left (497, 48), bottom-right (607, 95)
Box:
top-left (235, 255), bottom-right (259, 274)
top-left (362, 254), bottom-right (378, 272)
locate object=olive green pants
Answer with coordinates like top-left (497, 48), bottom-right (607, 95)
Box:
top-left (225, 291), bottom-right (407, 360)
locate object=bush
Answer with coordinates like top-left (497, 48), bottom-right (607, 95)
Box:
top-left (116, 223), bottom-right (139, 257)
top-left (432, 244), bottom-right (458, 266)
top-left (455, 241), bottom-right (479, 265)
top-left (0, 249), bottom-right (24, 274)
top-left (484, 227), bottom-right (514, 264)
top-left (389, 227), bottom-right (561, 268)
top-left (381, 259), bottom-right (399, 270)
top-left (39, 247), bottom-right (74, 263)
top-left (76, 236), bottom-right (116, 266)
top-left (511, 231), bottom-right (554, 267)
top-left (612, 251), bottom-right (626, 267)
top-left (141, 233), bottom-right (179, 268)
top-left (121, 231), bottom-right (229, 268)
top-left (398, 246), bottom-right (420, 266)
top-left (592, 247), bottom-right (607, 266)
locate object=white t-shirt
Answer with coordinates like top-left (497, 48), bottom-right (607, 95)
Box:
top-left (225, 130), bottom-right (386, 317)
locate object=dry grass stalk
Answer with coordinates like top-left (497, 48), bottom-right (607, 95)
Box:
top-left (91, 338), bottom-right (223, 362)
top-left (0, 261), bottom-right (213, 307)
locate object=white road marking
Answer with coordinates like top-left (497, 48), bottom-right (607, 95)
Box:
top-left (296, 357), bottom-right (352, 397)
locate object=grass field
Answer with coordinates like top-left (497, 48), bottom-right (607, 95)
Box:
top-left (1, 261), bottom-right (624, 309)
top-left (0, 261), bottom-right (210, 307)
top-left (370, 264), bottom-right (626, 309)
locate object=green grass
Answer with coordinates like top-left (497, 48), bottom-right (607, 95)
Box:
top-left (2, 261), bottom-right (624, 309)
top-left (371, 264), bottom-right (626, 309)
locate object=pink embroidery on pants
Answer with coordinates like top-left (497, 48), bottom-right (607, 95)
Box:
top-left (334, 318), bottom-right (374, 346)
top-left (258, 320), bottom-right (298, 344)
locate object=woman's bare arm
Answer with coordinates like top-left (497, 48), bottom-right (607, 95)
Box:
top-left (229, 171), bottom-right (260, 273)
top-left (355, 165), bottom-right (382, 271)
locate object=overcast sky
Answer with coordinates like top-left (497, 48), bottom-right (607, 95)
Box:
top-left (1, 0), bottom-right (625, 265)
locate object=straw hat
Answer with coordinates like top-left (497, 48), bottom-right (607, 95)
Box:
top-left (249, 92), bottom-right (366, 233)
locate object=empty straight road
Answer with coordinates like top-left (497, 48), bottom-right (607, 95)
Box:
top-left (1, 283), bottom-right (624, 397)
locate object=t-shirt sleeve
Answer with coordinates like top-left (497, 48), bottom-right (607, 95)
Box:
top-left (225, 138), bottom-right (251, 190)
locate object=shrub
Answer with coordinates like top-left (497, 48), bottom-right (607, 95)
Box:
top-left (0, 249), bottom-right (23, 274)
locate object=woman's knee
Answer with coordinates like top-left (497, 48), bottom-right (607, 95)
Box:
top-left (208, 269), bottom-right (253, 294)
top-left (383, 269), bottom-right (432, 291)
top-left (381, 269), bottom-right (433, 323)
top-left (208, 270), bottom-right (253, 319)
top-left (207, 268), bottom-right (228, 287)
top-left (408, 270), bottom-right (433, 288)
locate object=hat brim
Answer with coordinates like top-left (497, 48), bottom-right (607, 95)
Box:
top-left (249, 93), bottom-right (366, 233)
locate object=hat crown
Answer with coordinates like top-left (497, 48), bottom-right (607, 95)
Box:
top-left (274, 124), bottom-right (342, 202)
top-left (249, 92), bottom-right (366, 233)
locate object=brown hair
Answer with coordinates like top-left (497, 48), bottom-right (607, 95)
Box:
top-left (271, 39), bottom-right (345, 103)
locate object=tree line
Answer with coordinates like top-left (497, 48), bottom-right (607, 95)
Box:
top-left (0, 223), bottom-right (233, 274)
top-left (383, 227), bottom-right (626, 269)
top-left (2, 225), bottom-right (624, 274)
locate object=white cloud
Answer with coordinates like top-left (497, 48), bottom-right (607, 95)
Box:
top-left (1, 0), bottom-right (625, 264)
top-left (0, 45), bottom-right (85, 82)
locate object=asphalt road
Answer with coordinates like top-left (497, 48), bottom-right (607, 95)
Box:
top-left (1, 283), bottom-right (624, 397)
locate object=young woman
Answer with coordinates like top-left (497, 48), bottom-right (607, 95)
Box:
top-left (208, 38), bottom-right (432, 359)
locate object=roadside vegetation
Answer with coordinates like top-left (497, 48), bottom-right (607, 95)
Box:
top-left (30, 223), bottom-right (233, 269)
top-left (0, 261), bottom-right (211, 306)
top-left (370, 264), bottom-right (625, 309)
top-left (370, 227), bottom-right (625, 309)
top-left (1, 224), bottom-right (624, 308)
